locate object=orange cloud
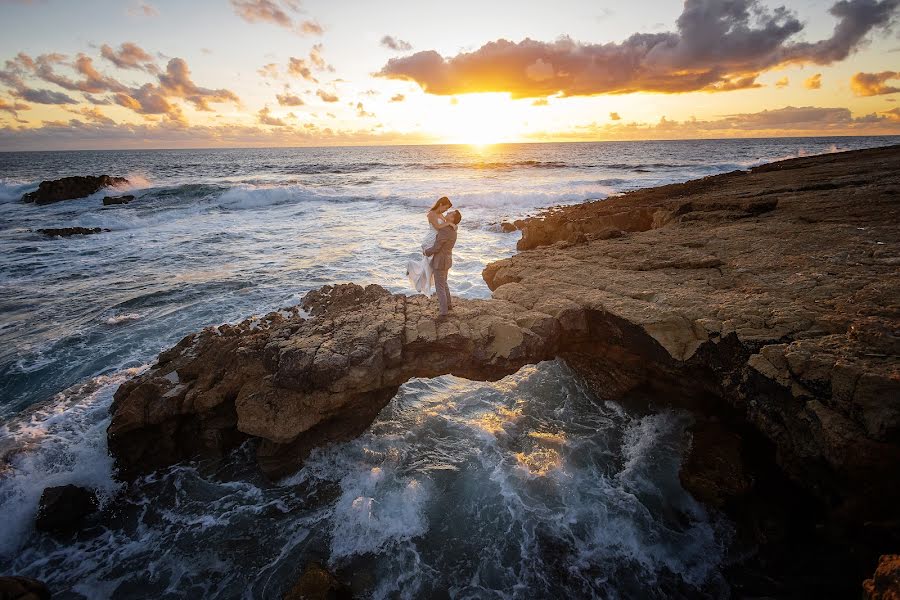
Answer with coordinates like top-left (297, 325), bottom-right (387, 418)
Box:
top-left (804, 73), bottom-right (822, 89)
top-left (257, 106), bottom-right (288, 126)
top-left (316, 89), bottom-right (338, 102)
top-left (850, 71), bottom-right (900, 96)
top-left (100, 42), bottom-right (157, 72)
top-left (775, 76), bottom-right (789, 88)
top-left (231, 0), bottom-right (323, 35)
top-left (276, 92), bottom-right (304, 106)
top-left (377, 0), bottom-right (899, 98)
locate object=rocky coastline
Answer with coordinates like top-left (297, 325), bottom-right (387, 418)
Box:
top-left (106, 145), bottom-right (900, 596)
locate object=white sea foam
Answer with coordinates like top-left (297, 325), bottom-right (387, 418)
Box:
top-left (0, 370), bottom-right (143, 556)
top-left (105, 312), bottom-right (142, 325)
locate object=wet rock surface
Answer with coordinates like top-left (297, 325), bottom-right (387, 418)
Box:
top-left (34, 484), bottom-right (98, 533)
top-left (0, 576), bottom-right (51, 600)
top-left (102, 194), bottom-right (134, 206)
top-left (283, 562), bottom-right (353, 600)
top-left (22, 175), bottom-right (128, 205)
top-left (36, 227), bottom-right (108, 237)
top-left (109, 284), bottom-right (566, 479)
top-left (863, 555), bottom-right (900, 600)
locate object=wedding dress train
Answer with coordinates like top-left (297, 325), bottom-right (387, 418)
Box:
top-left (407, 216), bottom-right (444, 294)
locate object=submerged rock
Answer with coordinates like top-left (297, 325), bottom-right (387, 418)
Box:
top-left (283, 562), bottom-right (352, 600)
top-left (102, 194), bottom-right (134, 206)
top-left (22, 175), bottom-right (128, 205)
top-left (0, 576), bottom-right (51, 600)
top-left (35, 484), bottom-right (98, 533)
top-left (37, 227), bottom-right (107, 237)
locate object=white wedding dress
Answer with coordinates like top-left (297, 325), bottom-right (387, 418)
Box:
top-left (407, 216), bottom-right (444, 294)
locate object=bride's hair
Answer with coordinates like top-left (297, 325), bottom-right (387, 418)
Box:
top-left (430, 196), bottom-right (451, 212)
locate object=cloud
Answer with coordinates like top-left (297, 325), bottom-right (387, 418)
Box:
top-left (316, 89), bottom-right (338, 102)
top-left (298, 20), bottom-right (323, 35)
top-left (531, 105), bottom-right (900, 142)
top-left (287, 57), bottom-right (315, 81)
top-left (258, 63), bottom-right (279, 78)
top-left (66, 106), bottom-right (115, 125)
top-left (127, 2), bottom-right (158, 17)
top-left (158, 58), bottom-right (240, 111)
top-left (276, 92), bottom-right (304, 106)
top-left (377, 0), bottom-right (900, 98)
top-left (355, 102), bottom-right (374, 117)
top-left (531, 98), bottom-right (548, 106)
top-left (389, 93), bottom-right (405, 102)
top-left (884, 107), bottom-right (900, 121)
top-left (0, 119), bottom-right (436, 151)
top-left (850, 70), bottom-right (900, 95)
top-left (381, 35), bottom-right (412, 51)
top-left (32, 53), bottom-right (129, 94)
top-left (609, 111), bottom-right (621, 120)
top-left (114, 83), bottom-right (182, 121)
top-left (258, 106), bottom-right (288, 126)
top-left (804, 73), bottom-right (823, 89)
top-left (309, 44), bottom-right (334, 72)
top-left (230, 0), bottom-right (323, 35)
top-left (100, 42), bottom-right (157, 72)
top-left (775, 76), bottom-right (789, 88)
top-left (231, 0), bottom-right (292, 27)
top-left (17, 88), bottom-right (78, 104)
top-left (0, 97), bottom-right (30, 115)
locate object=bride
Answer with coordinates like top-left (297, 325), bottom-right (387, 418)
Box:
top-left (408, 196), bottom-right (456, 294)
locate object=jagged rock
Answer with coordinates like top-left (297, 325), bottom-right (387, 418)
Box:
top-left (37, 227), bottom-right (108, 237)
top-left (863, 555), bottom-right (900, 600)
top-left (22, 175), bottom-right (128, 205)
top-left (35, 484), bottom-right (98, 533)
top-left (108, 284), bottom-right (566, 479)
top-left (0, 576), bottom-right (51, 600)
top-left (283, 562), bottom-right (352, 600)
top-left (102, 194), bottom-right (134, 206)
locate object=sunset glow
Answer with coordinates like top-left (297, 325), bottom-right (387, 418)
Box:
top-left (1, 0), bottom-right (898, 150)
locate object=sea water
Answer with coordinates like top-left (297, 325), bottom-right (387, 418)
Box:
top-left (0, 137), bottom-right (895, 598)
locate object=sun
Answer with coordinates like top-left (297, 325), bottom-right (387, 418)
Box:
top-left (434, 93), bottom-right (524, 145)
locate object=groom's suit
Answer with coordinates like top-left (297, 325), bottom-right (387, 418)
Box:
top-left (424, 226), bottom-right (457, 316)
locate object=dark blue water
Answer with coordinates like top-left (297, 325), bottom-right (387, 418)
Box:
top-left (0, 137), bottom-right (896, 599)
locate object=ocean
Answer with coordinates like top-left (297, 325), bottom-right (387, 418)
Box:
top-left (0, 136), bottom-right (896, 599)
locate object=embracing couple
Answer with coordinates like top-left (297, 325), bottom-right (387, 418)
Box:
top-left (407, 196), bottom-right (461, 318)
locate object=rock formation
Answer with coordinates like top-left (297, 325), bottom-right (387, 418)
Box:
top-left (102, 194), bottom-right (134, 206)
top-left (34, 484), bottom-right (98, 533)
top-left (107, 145), bottom-right (900, 593)
top-left (109, 284), bottom-right (567, 479)
top-left (22, 175), bottom-right (128, 205)
top-left (863, 555), bottom-right (900, 600)
top-left (283, 562), bottom-right (353, 600)
top-left (37, 227), bottom-right (107, 237)
top-left (0, 576), bottom-right (51, 600)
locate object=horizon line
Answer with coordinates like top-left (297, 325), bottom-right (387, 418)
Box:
top-left (0, 133), bottom-right (898, 154)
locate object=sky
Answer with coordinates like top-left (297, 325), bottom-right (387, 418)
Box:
top-left (0, 0), bottom-right (898, 150)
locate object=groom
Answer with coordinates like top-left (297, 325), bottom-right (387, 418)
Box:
top-left (424, 209), bottom-right (461, 317)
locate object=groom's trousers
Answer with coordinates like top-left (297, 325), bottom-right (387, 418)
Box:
top-left (433, 268), bottom-right (451, 315)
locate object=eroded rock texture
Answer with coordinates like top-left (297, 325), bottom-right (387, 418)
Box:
top-left (109, 284), bottom-right (566, 479)
top-left (22, 175), bottom-right (128, 205)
